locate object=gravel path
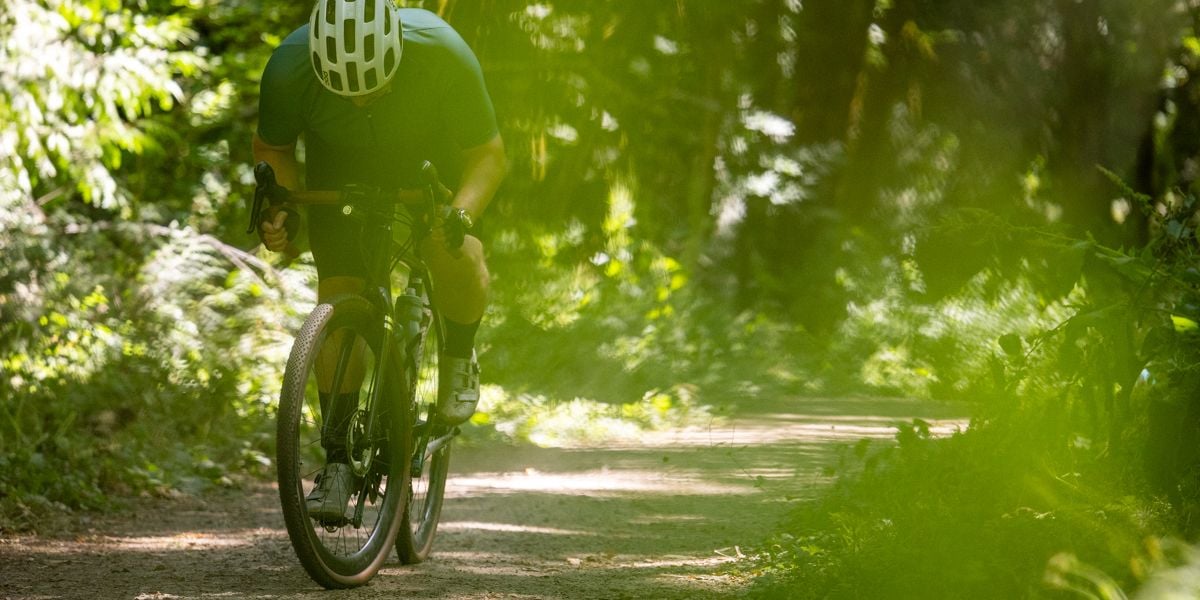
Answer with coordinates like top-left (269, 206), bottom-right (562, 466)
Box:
top-left (0, 396), bottom-right (964, 599)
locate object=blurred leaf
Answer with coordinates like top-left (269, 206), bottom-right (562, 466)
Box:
top-left (1170, 315), bottom-right (1198, 333)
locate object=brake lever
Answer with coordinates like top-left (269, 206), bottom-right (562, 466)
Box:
top-left (249, 161), bottom-right (287, 235)
top-left (419, 161), bottom-right (442, 203)
top-left (419, 161), bottom-right (466, 250)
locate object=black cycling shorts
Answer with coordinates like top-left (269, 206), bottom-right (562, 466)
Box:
top-left (307, 205), bottom-right (483, 282)
top-left (307, 205), bottom-right (392, 281)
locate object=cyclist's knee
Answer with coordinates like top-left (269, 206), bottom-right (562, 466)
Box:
top-left (424, 235), bottom-right (485, 268)
top-left (422, 236), bottom-right (488, 294)
top-left (458, 236), bottom-right (489, 289)
top-left (461, 235), bottom-right (487, 273)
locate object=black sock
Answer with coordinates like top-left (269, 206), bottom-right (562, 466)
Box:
top-left (319, 391), bottom-right (359, 464)
top-left (443, 318), bottom-right (481, 359)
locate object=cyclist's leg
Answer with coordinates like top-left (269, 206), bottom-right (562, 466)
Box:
top-left (310, 208), bottom-right (373, 464)
top-left (420, 234), bottom-right (487, 424)
top-left (419, 234), bottom-right (489, 326)
top-left (315, 278), bottom-right (366, 462)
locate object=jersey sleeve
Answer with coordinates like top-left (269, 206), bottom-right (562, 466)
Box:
top-left (256, 49), bottom-right (305, 147)
top-left (437, 32), bottom-right (500, 149)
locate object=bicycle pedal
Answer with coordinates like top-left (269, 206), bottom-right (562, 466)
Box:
top-left (315, 515), bottom-right (351, 528)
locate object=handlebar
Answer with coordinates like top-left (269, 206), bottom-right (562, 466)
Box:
top-left (248, 160), bottom-right (451, 237)
top-left (284, 188), bottom-right (428, 206)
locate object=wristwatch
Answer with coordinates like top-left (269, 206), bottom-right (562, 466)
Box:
top-left (452, 207), bottom-right (474, 231)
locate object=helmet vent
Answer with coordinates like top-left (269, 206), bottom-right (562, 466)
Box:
top-left (308, 0), bottom-right (403, 97)
top-left (346, 62), bottom-right (360, 93)
top-left (344, 19), bottom-right (356, 54)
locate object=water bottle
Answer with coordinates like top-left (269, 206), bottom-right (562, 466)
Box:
top-left (394, 288), bottom-right (423, 342)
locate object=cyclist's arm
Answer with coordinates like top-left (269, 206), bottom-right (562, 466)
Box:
top-left (252, 133), bottom-right (302, 190)
top-left (252, 133), bottom-right (303, 255)
top-left (453, 133), bottom-right (507, 221)
top-left (434, 26), bottom-right (504, 221)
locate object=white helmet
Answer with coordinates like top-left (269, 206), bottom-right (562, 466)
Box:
top-left (308, 0), bottom-right (404, 97)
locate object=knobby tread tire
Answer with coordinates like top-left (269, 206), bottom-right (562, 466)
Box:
top-left (277, 294), bottom-right (408, 589)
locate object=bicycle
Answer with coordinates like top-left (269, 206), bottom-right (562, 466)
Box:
top-left (249, 161), bottom-right (459, 588)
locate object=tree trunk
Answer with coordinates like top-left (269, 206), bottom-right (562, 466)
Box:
top-left (789, 0), bottom-right (877, 145)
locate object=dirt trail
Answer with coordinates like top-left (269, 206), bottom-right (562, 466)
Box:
top-left (0, 396), bottom-right (965, 599)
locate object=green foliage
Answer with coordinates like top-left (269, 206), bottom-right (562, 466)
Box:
top-left (472, 383), bottom-right (710, 447)
top-left (481, 205), bottom-right (816, 422)
top-left (0, 222), bottom-right (311, 530)
top-left (0, 0), bottom-right (200, 212)
top-left (0, 0), bottom-right (307, 530)
top-left (747, 422), bottom-right (1168, 599)
top-left (749, 176), bottom-right (1200, 596)
top-left (736, 5), bottom-right (1200, 590)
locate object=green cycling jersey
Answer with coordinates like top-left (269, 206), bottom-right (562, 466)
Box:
top-left (257, 8), bottom-right (499, 192)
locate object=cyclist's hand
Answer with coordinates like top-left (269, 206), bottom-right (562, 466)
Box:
top-left (260, 210), bottom-right (291, 252)
top-left (430, 207), bottom-right (469, 256)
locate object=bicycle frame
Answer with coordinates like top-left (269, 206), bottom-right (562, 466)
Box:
top-left (255, 158), bottom-right (458, 534)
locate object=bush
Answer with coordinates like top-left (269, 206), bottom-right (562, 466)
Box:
top-left (0, 222), bottom-right (309, 531)
top-left (748, 191), bottom-right (1200, 598)
top-left (748, 421), bottom-right (1167, 599)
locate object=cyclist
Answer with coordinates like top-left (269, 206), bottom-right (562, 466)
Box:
top-left (252, 0), bottom-right (506, 521)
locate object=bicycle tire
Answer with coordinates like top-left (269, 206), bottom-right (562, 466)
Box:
top-left (396, 287), bottom-right (452, 564)
top-left (277, 294), bottom-right (410, 589)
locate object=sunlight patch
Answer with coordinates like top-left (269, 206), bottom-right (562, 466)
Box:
top-left (638, 414), bottom-right (966, 448)
top-left (447, 469), bottom-right (751, 498)
top-left (743, 111), bottom-right (795, 142)
top-left (107, 532), bottom-right (257, 551)
top-left (439, 521), bottom-right (596, 536)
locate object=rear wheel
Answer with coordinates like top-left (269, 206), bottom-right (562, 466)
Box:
top-left (277, 295), bottom-right (409, 588)
top-left (396, 290), bottom-right (452, 564)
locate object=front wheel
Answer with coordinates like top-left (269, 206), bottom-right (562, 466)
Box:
top-left (396, 293), bottom-right (452, 564)
top-left (277, 295), bottom-right (409, 589)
